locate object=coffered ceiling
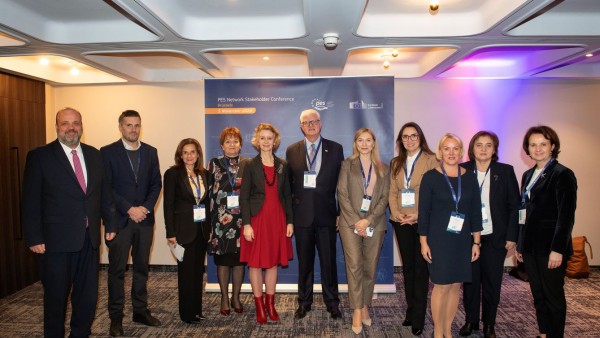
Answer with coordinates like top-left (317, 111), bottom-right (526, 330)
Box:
top-left (0, 0), bottom-right (599, 84)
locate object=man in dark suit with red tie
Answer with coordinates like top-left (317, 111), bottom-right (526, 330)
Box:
top-left (22, 107), bottom-right (116, 338)
top-left (286, 109), bottom-right (344, 320)
top-left (101, 110), bottom-right (162, 336)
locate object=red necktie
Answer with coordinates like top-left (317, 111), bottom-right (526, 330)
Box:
top-left (71, 149), bottom-right (86, 193)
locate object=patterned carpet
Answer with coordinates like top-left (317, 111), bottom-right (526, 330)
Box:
top-left (0, 268), bottom-right (598, 337)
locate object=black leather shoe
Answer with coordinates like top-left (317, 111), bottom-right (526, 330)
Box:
top-left (132, 310), bottom-right (161, 327)
top-left (197, 313), bottom-right (207, 320)
top-left (483, 324), bottom-right (496, 338)
top-left (402, 319), bottom-right (412, 326)
top-left (411, 327), bottom-right (423, 336)
top-left (109, 318), bottom-right (123, 337)
top-left (327, 305), bottom-right (342, 319)
top-left (184, 318), bottom-right (202, 324)
top-left (294, 305), bottom-right (311, 319)
top-left (459, 322), bottom-right (479, 336)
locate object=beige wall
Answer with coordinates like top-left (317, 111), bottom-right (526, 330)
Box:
top-left (46, 79), bottom-right (600, 266)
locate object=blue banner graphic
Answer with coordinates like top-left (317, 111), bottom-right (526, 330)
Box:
top-left (205, 76), bottom-right (395, 291)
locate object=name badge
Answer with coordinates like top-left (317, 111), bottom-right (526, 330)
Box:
top-left (401, 189), bottom-right (416, 207)
top-left (303, 171), bottom-right (317, 188)
top-left (519, 208), bottom-right (526, 224)
top-left (360, 195), bottom-right (372, 213)
top-left (481, 203), bottom-right (489, 223)
top-left (447, 211), bottom-right (465, 234)
top-left (227, 194), bottom-right (239, 210)
top-left (193, 205), bottom-right (206, 222)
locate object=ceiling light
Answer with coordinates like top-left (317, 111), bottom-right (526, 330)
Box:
top-left (383, 60), bottom-right (390, 69)
top-left (586, 53), bottom-right (593, 57)
top-left (39, 57), bottom-right (49, 66)
top-left (429, 0), bottom-right (439, 11)
top-left (263, 56), bottom-right (270, 61)
top-left (391, 49), bottom-right (399, 58)
top-left (70, 67), bottom-right (80, 75)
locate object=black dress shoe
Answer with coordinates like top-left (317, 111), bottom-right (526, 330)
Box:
top-left (411, 327), bottom-right (423, 336)
top-left (184, 318), bottom-right (202, 324)
top-left (109, 318), bottom-right (123, 337)
top-left (294, 305), bottom-right (310, 319)
top-left (402, 319), bottom-right (413, 326)
top-left (132, 310), bottom-right (161, 327)
top-left (326, 305), bottom-right (342, 319)
top-left (197, 313), bottom-right (207, 320)
top-left (483, 324), bottom-right (496, 338)
top-left (459, 322), bottom-right (479, 336)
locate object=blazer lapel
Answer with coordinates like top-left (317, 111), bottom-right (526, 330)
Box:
top-left (52, 140), bottom-right (85, 194)
top-left (317, 139), bottom-right (328, 180)
top-left (180, 168), bottom-right (196, 203)
top-left (118, 141), bottom-right (138, 182)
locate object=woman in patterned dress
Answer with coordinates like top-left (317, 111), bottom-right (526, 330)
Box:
top-left (208, 127), bottom-right (248, 316)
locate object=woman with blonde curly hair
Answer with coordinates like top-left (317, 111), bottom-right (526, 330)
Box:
top-left (240, 123), bottom-right (294, 324)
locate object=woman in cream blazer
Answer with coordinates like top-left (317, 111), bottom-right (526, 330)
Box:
top-left (337, 127), bottom-right (390, 335)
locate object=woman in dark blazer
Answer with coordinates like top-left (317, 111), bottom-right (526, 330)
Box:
top-left (240, 123), bottom-right (294, 324)
top-left (337, 127), bottom-right (390, 335)
top-left (516, 126), bottom-right (577, 338)
top-left (163, 138), bottom-right (210, 324)
top-left (459, 131), bottom-right (520, 338)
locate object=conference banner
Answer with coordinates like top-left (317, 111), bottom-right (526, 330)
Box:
top-left (204, 76), bottom-right (395, 293)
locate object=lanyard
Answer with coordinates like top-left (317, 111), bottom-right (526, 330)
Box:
top-left (404, 150), bottom-right (422, 189)
top-left (305, 138), bottom-right (322, 171)
top-left (360, 160), bottom-right (373, 197)
top-left (441, 163), bottom-right (461, 212)
top-left (474, 165), bottom-right (491, 195)
top-left (126, 149), bottom-right (141, 183)
top-left (221, 156), bottom-right (239, 190)
top-left (189, 173), bottom-right (203, 206)
top-left (521, 158), bottom-right (554, 206)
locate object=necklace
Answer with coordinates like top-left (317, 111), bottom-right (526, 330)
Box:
top-left (263, 164), bottom-right (277, 186)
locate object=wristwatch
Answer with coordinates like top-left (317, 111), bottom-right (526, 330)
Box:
top-left (473, 242), bottom-right (481, 247)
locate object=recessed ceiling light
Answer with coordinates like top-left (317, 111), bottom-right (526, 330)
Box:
top-left (586, 53), bottom-right (593, 57)
top-left (70, 67), bottom-right (80, 76)
top-left (39, 57), bottom-right (49, 66)
top-left (263, 56), bottom-right (270, 61)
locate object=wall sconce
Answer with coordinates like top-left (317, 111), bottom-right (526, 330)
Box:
top-left (391, 49), bottom-right (399, 58)
top-left (429, 0), bottom-right (440, 12)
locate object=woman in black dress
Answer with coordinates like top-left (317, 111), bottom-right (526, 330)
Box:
top-left (418, 133), bottom-right (482, 338)
top-left (208, 127), bottom-right (248, 316)
top-left (516, 126), bottom-right (577, 338)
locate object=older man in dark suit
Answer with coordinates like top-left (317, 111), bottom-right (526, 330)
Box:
top-left (286, 109), bottom-right (344, 320)
top-left (101, 110), bottom-right (162, 336)
top-left (22, 107), bottom-right (116, 338)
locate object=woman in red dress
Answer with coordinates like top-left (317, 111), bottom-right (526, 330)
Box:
top-left (240, 123), bottom-right (294, 324)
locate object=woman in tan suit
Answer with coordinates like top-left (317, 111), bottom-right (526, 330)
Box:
top-left (389, 122), bottom-right (437, 336)
top-left (337, 127), bottom-right (390, 335)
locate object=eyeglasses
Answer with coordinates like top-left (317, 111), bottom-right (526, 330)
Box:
top-left (401, 134), bottom-right (419, 141)
top-left (301, 119), bottom-right (320, 127)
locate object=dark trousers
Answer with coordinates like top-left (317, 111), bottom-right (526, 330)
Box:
top-left (462, 235), bottom-right (506, 326)
top-left (177, 236), bottom-right (208, 321)
top-left (392, 221), bottom-right (429, 329)
top-left (107, 221), bottom-right (154, 319)
top-left (40, 229), bottom-right (98, 338)
top-left (523, 253), bottom-right (568, 338)
top-left (295, 225), bottom-right (340, 308)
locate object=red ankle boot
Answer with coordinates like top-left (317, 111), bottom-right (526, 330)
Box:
top-left (265, 293), bottom-right (280, 321)
top-left (254, 296), bottom-right (267, 324)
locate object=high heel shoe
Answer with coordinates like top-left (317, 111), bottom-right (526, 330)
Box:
top-left (265, 293), bottom-right (280, 321)
top-left (362, 318), bottom-right (372, 326)
top-left (254, 296), bottom-right (267, 324)
top-left (220, 308), bottom-right (231, 316)
top-left (352, 324), bottom-right (363, 334)
top-left (231, 297), bottom-right (244, 313)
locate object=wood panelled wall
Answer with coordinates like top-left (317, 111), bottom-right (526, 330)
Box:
top-left (0, 72), bottom-right (45, 298)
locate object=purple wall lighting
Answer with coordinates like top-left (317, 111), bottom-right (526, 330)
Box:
top-left (438, 45), bottom-right (584, 79)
